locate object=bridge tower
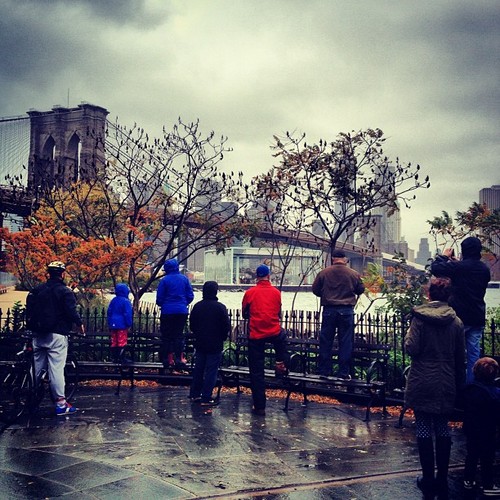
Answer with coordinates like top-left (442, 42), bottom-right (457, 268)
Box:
top-left (27, 103), bottom-right (108, 191)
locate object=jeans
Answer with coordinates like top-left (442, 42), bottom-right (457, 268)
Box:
top-left (248, 331), bottom-right (288, 411)
top-left (190, 351), bottom-right (222, 403)
top-left (33, 333), bottom-right (68, 403)
top-left (317, 305), bottom-right (354, 377)
top-left (160, 314), bottom-right (188, 368)
top-left (464, 326), bottom-right (483, 384)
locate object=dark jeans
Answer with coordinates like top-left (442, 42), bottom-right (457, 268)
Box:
top-left (160, 313), bottom-right (188, 368)
top-left (464, 434), bottom-right (496, 488)
top-left (190, 351), bottom-right (222, 403)
top-left (317, 305), bottom-right (354, 377)
top-left (248, 330), bottom-right (288, 411)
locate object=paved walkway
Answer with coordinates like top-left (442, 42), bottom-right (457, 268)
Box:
top-left (1, 382), bottom-right (497, 499)
top-left (0, 288), bottom-right (27, 312)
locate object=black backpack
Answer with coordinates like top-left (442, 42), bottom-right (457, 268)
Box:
top-left (26, 282), bottom-right (59, 335)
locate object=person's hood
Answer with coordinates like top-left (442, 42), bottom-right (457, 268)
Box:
top-left (114, 283), bottom-right (130, 297)
top-left (202, 281), bottom-right (218, 299)
top-left (412, 301), bottom-right (458, 326)
top-left (461, 236), bottom-right (482, 260)
top-left (163, 258), bottom-right (179, 274)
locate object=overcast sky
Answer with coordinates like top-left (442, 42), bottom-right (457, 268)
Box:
top-left (0, 0), bottom-right (498, 252)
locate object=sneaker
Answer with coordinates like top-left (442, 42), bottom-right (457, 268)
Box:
top-left (200, 399), bottom-right (219, 407)
top-left (275, 361), bottom-right (288, 377)
top-left (56, 403), bottom-right (77, 416)
top-left (463, 480), bottom-right (476, 490)
top-left (483, 484), bottom-right (500, 496)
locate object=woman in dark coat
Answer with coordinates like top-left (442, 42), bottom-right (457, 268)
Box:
top-left (405, 277), bottom-right (466, 499)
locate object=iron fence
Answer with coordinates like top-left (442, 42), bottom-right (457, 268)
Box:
top-left (0, 306), bottom-right (497, 390)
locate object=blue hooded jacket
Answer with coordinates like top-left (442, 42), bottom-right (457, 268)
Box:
top-left (107, 283), bottom-right (133, 330)
top-left (156, 258), bottom-right (194, 315)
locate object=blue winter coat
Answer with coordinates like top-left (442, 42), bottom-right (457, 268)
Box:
top-left (156, 259), bottom-right (194, 315)
top-left (107, 283), bottom-right (133, 330)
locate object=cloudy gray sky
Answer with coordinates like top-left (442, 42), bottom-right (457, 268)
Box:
top-left (0, 0), bottom-right (499, 253)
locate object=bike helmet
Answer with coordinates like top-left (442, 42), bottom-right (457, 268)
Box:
top-left (47, 261), bottom-right (66, 272)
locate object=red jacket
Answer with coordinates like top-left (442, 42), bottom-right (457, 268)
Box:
top-left (242, 280), bottom-right (281, 340)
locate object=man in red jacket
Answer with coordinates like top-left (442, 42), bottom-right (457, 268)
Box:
top-left (242, 264), bottom-right (288, 416)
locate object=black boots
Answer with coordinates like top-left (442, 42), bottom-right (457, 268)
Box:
top-left (417, 437), bottom-right (435, 498)
top-left (416, 436), bottom-right (452, 500)
top-left (110, 347), bottom-right (132, 364)
top-left (435, 437), bottom-right (451, 499)
top-left (110, 346), bottom-right (121, 364)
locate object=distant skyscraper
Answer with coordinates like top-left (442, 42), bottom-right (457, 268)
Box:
top-left (479, 185), bottom-right (499, 280)
top-left (372, 200), bottom-right (403, 256)
top-left (415, 238), bottom-right (432, 266)
top-left (479, 185), bottom-right (500, 210)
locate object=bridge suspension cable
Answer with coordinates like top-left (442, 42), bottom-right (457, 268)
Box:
top-left (0, 115), bottom-right (30, 186)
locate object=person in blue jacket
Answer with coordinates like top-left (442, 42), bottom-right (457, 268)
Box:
top-left (156, 258), bottom-right (194, 372)
top-left (107, 283), bottom-right (133, 364)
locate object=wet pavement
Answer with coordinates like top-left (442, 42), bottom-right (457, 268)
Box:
top-left (0, 382), bottom-right (498, 499)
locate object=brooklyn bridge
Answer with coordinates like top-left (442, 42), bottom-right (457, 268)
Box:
top-left (0, 104), bottom-right (422, 277)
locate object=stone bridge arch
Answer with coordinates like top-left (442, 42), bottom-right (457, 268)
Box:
top-left (27, 103), bottom-right (108, 191)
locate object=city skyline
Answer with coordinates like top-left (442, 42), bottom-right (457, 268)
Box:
top-left (0, 1), bottom-right (498, 251)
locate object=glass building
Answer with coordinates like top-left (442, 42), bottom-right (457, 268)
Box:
top-left (204, 246), bottom-right (323, 285)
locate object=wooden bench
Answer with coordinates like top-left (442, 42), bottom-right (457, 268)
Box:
top-left (73, 333), bottom-right (197, 394)
top-left (218, 336), bottom-right (390, 421)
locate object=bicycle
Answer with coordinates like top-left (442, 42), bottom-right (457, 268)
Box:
top-left (0, 333), bottom-right (79, 426)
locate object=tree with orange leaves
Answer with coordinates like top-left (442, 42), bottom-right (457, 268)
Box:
top-left (0, 207), bottom-right (145, 306)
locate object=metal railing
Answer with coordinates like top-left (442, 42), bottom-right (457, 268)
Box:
top-left (0, 306), bottom-right (497, 391)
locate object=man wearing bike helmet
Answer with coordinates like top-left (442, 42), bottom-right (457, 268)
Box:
top-left (26, 261), bottom-right (85, 415)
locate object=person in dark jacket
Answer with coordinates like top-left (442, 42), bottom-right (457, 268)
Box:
top-left (405, 277), bottom-right (466, 499)
top-left (312, 249), bottom-right (365, 380)
top-left (462, 357), bottom-right (500, 495)
top-left (107, 283), bottom-right (133, 364)
top-left (189, 281), bottom-right (230, 406)
top-left (26, 261), bottom-right (85, 416)
top-left (156, 258), bottom-right (194, 372)
top-left (431, 236), bottom-right (491, 383)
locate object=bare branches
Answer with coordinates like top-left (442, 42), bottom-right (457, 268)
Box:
top-left (254, 129), bottom-right (430, 260)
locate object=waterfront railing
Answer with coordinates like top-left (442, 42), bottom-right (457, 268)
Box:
top-left (0, 306), bottom-right (497, 391)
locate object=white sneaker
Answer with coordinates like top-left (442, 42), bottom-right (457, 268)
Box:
top-left (483, 484), bottom-right (500, 497)
top-left (463, 479), bottom-right (475, 490)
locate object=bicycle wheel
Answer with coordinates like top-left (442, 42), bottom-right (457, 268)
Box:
top-left (0, 363), bottom-right (33, 424)
top-left (65, 354), bottom-right (79, 401)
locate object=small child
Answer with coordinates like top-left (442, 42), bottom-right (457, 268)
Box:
top-left (462, 357), bottom-right (500, 496)
top-left (107, 283), bottom-right (133, 364)
top-left (189, 281), bottom-right (230, 406)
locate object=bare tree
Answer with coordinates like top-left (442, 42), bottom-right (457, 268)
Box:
top-left (255, 128), bottom-right (430, 263)
top-left (41, 118), bottom-right (254, 308)
top-left (247, 194), bottom-right (323, 295)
